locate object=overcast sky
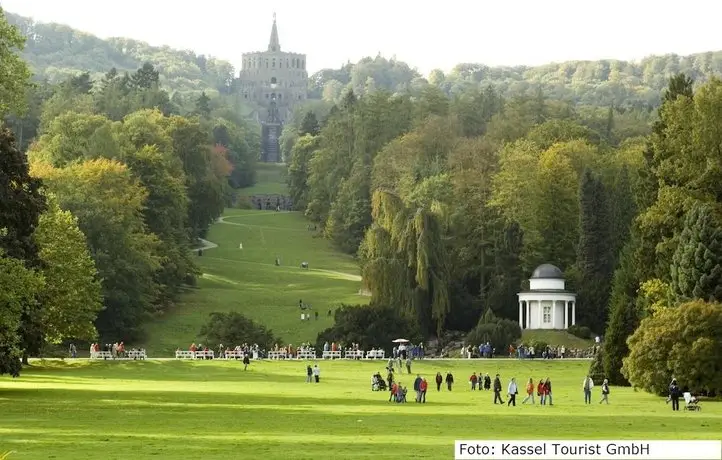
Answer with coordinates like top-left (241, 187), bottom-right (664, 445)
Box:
top-left (2, 0), bottom-right (721, 76)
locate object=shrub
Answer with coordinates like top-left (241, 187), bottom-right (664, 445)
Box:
top-left (199, 312), bottom-right (281, 350)
top-left (315, 303), bottom-right (421, 353)
top-left (567, 324), bottom-right (591, 339)
top-left (622, 300), bottom-right (722, 395)
top-left (466, 309), bottom-right (522, 353)
top-left (235, 195), bottom-right (252, 209)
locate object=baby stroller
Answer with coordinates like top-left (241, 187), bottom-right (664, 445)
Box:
top-left (372, 373), bottom-right (387, 391)
top-left (683, 392), bottom-right (701, 411)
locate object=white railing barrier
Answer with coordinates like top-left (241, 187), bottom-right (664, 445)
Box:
top-left (366, 350), bottom-right (386, 359)
top-left (322, 350), bottom-right (342, 360)
top-left (345, 350), bottom-right (364, 359)
top-left (175, 350), bottom-right (194, 359)
top-left (194, 350), bottom-right (215, 359)
top-left (268, 351), bottom-right (287, 360)
top-left (90, 351), bottom-right (113, 360)
top-left (296, 350), bottom-right (316, 360)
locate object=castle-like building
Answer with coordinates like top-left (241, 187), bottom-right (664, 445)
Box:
top-left (238, 14), bottom-right (308, 163)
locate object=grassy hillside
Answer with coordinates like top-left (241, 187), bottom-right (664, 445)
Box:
top-left (1, 359), bottom-right (720, 459)
top-left (520, 330), bottom-right (594, 349)
top-left (239, 163), bottom-right (287, 196)
top-left (141, 209), bottom-right (367, 355)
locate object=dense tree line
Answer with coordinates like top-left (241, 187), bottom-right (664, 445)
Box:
top-left (289, 69), bottom-right (722, 393)
top-left (0, 9), bottom-right (258, 376)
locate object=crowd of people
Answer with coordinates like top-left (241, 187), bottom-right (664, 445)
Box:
top-left (88, 342), bottom-right (146, 360)
top-left (460, 343), bottom-right (599, 359)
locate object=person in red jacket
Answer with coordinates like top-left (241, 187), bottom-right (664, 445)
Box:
top-left (469, 372), bottom-right (479, 390)
top-left (435, 372), bottom-right (443, 391)
top-left (420, 378), bottom-right (428, 403)
top-left (537, 379), bottom-right (546, 405)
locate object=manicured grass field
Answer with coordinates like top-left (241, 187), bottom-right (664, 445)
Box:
top-left (140, 209), bottom-right (368, 356)
top-left (1, 359), bottom-right (720, 460)
top-left (238, 163), bottom-right (288, 196)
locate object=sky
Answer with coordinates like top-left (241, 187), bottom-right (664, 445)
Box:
top-left (2, 0), bottom-right (722, 76)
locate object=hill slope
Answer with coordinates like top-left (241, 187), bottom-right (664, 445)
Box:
top-left (6, 11), bottom-right (235, 95)
top-left (9, 10), bottom-right (722, 110)
top-left (140, 209), bottom-right (368, 355)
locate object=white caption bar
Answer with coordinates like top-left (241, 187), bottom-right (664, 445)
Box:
top-left (454, 440), bottom-right (721, 460)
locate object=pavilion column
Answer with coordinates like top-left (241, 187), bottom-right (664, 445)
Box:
top-left (519, 301), bottom-right (523, 329)
top-left (551, 299), bottom-right (556, 329)
top-left (526, 301), bottom-right (530, 329)
top-left (572, 301), bottom-right (576, 326)
top-left (538, 300), bottom-right (543, 327)
top-left (564, 301), bottom-right (569, 329)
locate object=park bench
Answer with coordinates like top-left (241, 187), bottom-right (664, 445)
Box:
top-left (194, 350), bottom-right (215, 359)
top-left (366, 350), bottom-right (385, 359)
top-left (175, 350), bottom-right (195, 359)
top-left (268, 351), bottom-right (287, 360)
top-left (90, 351), bottom-right (113, 360)
top-left (224, 350), bottom-right (243, 359)
top-left (296, 350), bottom-right (316, 360)
top-left (345, 350), bottom-right (364, 359)
top-left (322, 350), bottom-right (342, 360)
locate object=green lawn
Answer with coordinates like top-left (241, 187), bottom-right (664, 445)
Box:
top-left (141, 209), bottom-right (367, 356)
top-left (237, 163), bottom-right (287, 196)
top-left (1, 359), bottom-right (720, 460)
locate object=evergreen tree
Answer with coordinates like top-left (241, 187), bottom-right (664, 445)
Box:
top-left (195, 91), bottom-right (211, 117)
top-left (671, 202), bottom-right (722, 303)
top-left (299, 111), bottom-right (320, 136)
top-left (575, 170), bottom-right (614, 332)
top-left (602, 241), bottom-right (641, 385)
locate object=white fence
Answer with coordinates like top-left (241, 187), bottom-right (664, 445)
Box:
top-left (90, 350), bottom-right (147, 360)
top-left (322, 350), bottom-right (342, 360)
top-left (175, 350), bottom-right (215, 359)
top-left (296, 350), bottom-right (316, 360)
top-left (366, 350), bottom-right (385, 359)
top-left (345, 350), bottom-right (364, 359)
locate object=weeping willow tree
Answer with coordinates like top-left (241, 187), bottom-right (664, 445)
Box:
top-left (360, 190), bottom-right (451, 336)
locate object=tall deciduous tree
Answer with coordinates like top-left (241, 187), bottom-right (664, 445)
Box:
top-left (34, 195), bottom-right (102, 343)
top-left (623, 299), bottom-right (722, 395)
top-left (0, 251), bottom-right (44, 377)
top-left (0, 7), bottom-right (32, 117)
top-left (32, 159), bottom-right (161, 340)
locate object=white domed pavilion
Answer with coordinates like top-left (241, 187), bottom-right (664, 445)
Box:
top-left (517, 264), bottom-right (576, 330)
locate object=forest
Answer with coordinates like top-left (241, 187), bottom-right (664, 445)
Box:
top-left (2, 8), bottom-right (721, 393)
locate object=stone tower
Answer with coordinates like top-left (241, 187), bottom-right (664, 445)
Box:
top-left (238, 14), bottom-right (308, 163)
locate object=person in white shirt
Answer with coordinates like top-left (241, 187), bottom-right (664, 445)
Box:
top-left (507, 377), bottom-right (518, 406)
top-left (583, 375), bottom-right (594, 404)
top-left (313, 364), bottom-right (320, 383)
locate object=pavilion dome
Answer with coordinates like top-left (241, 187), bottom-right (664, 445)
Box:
top-left (531, 264), bottom-right (564, 279)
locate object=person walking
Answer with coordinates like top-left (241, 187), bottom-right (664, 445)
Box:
top-left (305, 365), bottom-right (313, 383)
top-left (583, 375), bottom-right (594, 404)
top-left (599, 379), bottom-right (610, 404)
top-left (522, 378), bottom-right (535, 404)
top-left (413, 374), bottom-right (423, 403)
top-left (243, 353), bottom-right (250, 371)
top-left (469, 372), bottom-right (478, 391)
top-left (313, 364), bottom-right (320, 383)
top-left (69, 343), bottom-right (77, 359)
top-left (507, 377), bottom-right (518, 406)
top-left (435, 372), bottom-right (443, 391)
top-left (493, 374), bottom-right (504, 404)
top-left (406, 357), bottom-right (412, 374)
top-left (420, 378), bottom-right (428, 403)
top-left (538, 379), bottom-right (546, 405)
top-left (544, 378), bottom-right (553, 405)
top-left (445, 372), bottom-right (454, 391)
top-left (669, 378), bottom-right (681, 411)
